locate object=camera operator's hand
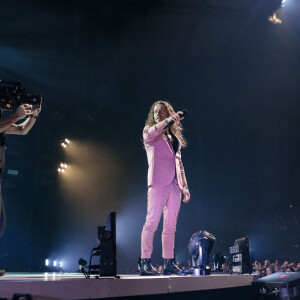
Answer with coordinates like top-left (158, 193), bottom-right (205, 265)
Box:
top-left (15, 104), bottom-right (33, 119)
top-left (32, 99), bottom-right (42, 117)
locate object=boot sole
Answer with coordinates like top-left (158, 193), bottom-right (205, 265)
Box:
top-left (140, 271), bottom-right (158, 276)
top-left (162, 271), bottom-right (179, 275)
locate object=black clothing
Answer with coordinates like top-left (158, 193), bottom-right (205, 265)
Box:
top-left (0, 111), bottom-right (6, 237)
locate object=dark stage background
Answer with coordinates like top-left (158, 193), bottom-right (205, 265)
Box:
top-left (0, 0), bottom-right (299, 273)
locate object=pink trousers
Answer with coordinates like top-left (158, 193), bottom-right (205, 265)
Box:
top-left (141, 180), bottom-right (181, 259)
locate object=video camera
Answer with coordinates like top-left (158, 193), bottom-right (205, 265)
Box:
top-left (0, 80), bottom-right (42, 110)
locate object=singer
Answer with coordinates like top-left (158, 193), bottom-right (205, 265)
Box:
top-left (140, 100), bottom-right (191, 276)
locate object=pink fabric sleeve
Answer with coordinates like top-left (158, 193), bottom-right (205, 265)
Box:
top-left (143, 125), bottom-right (160, 143)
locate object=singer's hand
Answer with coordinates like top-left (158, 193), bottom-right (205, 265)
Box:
top-left (183, 187), bottom-right (191, 203)
top-left (167, 111), bottom-right (184, 124)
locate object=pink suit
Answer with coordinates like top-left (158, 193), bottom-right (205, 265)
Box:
top-left (141, 125), bottom-right (188, 259)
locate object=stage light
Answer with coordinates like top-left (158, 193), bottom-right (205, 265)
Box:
top-left (187, 230), bottom-right (216, 276)
top-left (58, 163), bottom-right (68, 173)
top-left (78, 258), bottom-right (87, 267)
top-left (59, 261), bottom-right (63, 268)
top-left (60, 163), bottom-right (68, 169)
top-left (78, 258), bottom-right (87, 274)
top-left (81, 212), bottom-right (117, 278)
top-left (268, 12), bottom-right (282, 24)
top-left (53, 260), bottom-right (57, 267)
top-left (61, 139), bottom-right (70, 148)
top-left (45, 259), bottom-right (49, 266)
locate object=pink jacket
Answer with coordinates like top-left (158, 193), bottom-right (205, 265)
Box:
top-left (143, 125), bottom-right (188, 190)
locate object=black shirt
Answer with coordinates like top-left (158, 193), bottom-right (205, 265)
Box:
top-left (169, 131), bottom-right (179, 154)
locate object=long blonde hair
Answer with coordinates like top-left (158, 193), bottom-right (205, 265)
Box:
top-left (145, 100), bottom-right (187, 147)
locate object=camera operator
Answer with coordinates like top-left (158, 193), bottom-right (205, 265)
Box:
top-left (0, 102), bottom-right (41, 276)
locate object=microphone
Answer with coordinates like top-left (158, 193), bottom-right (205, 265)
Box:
top-left (167, 109), bottom-right (188, 126)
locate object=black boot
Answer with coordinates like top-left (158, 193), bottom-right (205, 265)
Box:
top-left (139, 259), bottom-right (158, 276)
top-left (137, 257), bottom-right (142, 274)
top-left (162, 259), bottom-right (181, 275)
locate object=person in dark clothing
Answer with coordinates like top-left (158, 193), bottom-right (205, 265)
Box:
top-left (0, 103), bottom-right (41, 276)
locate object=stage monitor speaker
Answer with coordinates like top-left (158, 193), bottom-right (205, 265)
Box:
top-left (97, 212), bottom-right (117, 276)
top-left (229, 236), bottom-right (251, 274)
top-left (252, 272), bottom-right (300, 300)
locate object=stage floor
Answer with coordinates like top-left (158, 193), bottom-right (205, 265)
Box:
top-left (0, 272), bottom-right (259, 300)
